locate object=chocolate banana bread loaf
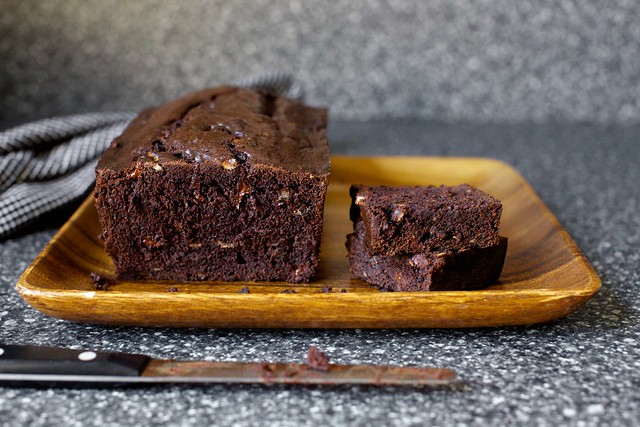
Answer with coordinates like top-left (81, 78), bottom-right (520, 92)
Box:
top-left (349, 184), bottom-right (502, 256)
top-left (95, 86), bottom-right (330, 282)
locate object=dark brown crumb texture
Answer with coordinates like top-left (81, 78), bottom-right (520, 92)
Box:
top-left (347, 184), bottom-right (507, 291)
top-left (346, 223), bottom-right (508, 291)
top-left (349, 184), bottom-right (502, 256)
top-left (95, 86), bottom-right (330, 283)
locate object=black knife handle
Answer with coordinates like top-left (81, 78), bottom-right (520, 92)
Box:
top-left (0, 345), bottom-right (150, 377)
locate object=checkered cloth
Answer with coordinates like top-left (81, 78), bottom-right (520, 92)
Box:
top-left (0, 73), bottom-right (304, 240)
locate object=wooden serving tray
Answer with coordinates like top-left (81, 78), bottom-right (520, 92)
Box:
top-left (17, 157), bottom-right (600, 328)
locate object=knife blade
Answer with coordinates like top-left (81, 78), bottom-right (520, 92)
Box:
top-left (0, 344), bottom-right (456, 387)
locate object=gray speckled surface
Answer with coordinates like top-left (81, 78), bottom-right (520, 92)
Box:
top-left (3, 0), bottom-right (640, 125)
top-left (1, 121), bottom-right (639, 426)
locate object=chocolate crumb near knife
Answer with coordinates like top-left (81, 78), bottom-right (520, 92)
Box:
top-left (306, 346), bottom-right (330, 372)
top-left (260, 363), bottom-right (276, 380)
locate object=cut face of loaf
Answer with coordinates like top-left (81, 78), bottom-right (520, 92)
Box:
top-left (347, 184), bottom-right (507, 291)
top-left (346, 222), bottom-right (508, 292)
top-left (95, 86), bottom-right (330, 283)
top-left (349, 184), bottom-right (502, 256)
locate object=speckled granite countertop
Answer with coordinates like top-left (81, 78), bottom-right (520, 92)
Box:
top-left (1, 121), bottom-right (638, 426)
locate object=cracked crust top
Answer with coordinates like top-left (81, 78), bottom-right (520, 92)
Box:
top-left (97, 86), bottom-right (329, 176)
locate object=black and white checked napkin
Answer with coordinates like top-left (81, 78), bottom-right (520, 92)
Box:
top-left (0, 73), bottom-right (304, 240)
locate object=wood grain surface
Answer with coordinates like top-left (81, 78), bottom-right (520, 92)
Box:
top-left (16, 157), bottom-right (601, 328)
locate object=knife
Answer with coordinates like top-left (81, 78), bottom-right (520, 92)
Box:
top-left (0, 344), bottom-right (456, 387)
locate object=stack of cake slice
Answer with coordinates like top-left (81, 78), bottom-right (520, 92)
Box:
top-left (346, 184), bottom-right (508, 291)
